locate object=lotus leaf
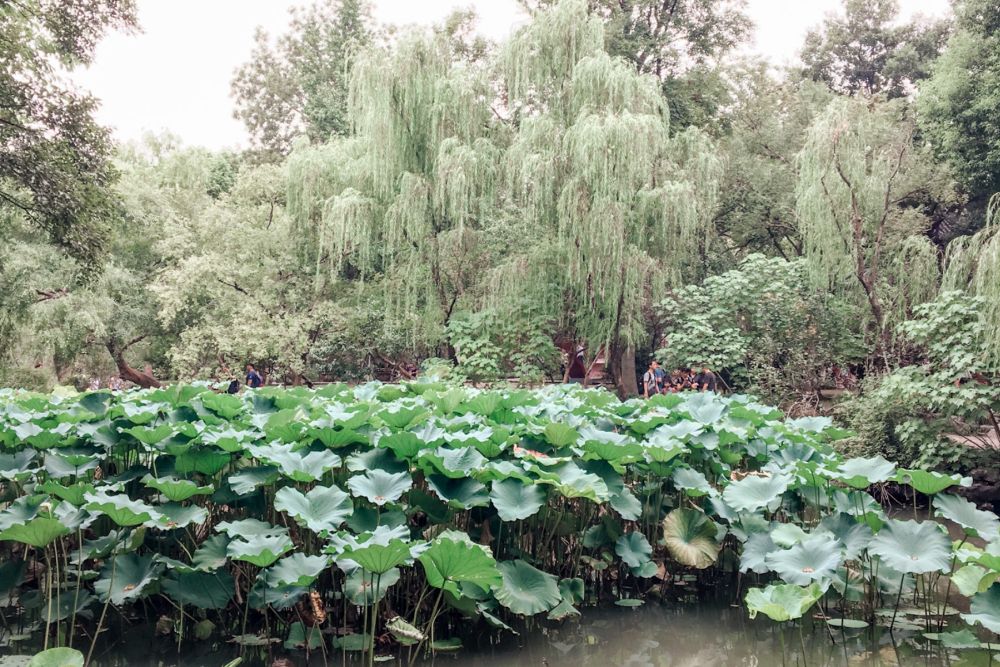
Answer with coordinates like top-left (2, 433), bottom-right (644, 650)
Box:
top-left (722, 473), bottom-right (790, 513)
top-left (489, 479), bottom-right (546, 521)
top-left (869, 519), bottom-right (951, 574)
top-left (27, 648), bottom-right (84, 667)
top-left (745, 583), bottom-right (824, 621)
top-left (426, 474), bottom-right (490, 509)
top-left (141, 475), bottom-right (212, 502)
top-left (268, 553), bottom-right (329, 587)
top-left (764, 533), bottom-right (841, 585)
top-left (418, 537), bottom-right (502, 597)
top-left (275, 484), bottom-right (353, 533)
top-left (95, 554), bottom-right (161, 605)
top-left (662, 508), bottom-right (721, 569)
top-left (227, 534), bottom-right (294, 567)
top-left (495, 560), bottom-right (561, 615)
top-left (348, 469), bottom-right (412, 506)
top-left (615, 531), bottom-right (653, 575)
top-left (933, 493), bottom-right (1000, 541)
top-left (963, 583), bottom-right (1000, 634)
top-left (162, 570), bottom-right (234, 609)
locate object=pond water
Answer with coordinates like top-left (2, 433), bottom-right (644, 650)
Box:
top-left (4, 595), bottom-right (993, 667)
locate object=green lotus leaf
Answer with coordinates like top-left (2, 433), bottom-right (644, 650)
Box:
top-left (344, 567), bottom-right (400, 606)
top-left (951, 564), bottom-right (1000, 597)
top-left (216, 518), bottom-right (288, 539)
top-left (84, 490), bottom-right (161, 527)
top-left (377, 405), bottom-right (428, 429)
top-left (543, 422), bottom-right (578, 448)
top-left (43, 451), bottom-right (99, 478)
top-left (739, 532), bottom-right (777, 574)
top-left (420, 446), bottom-right (487, 478)
top-left (963, 583), bottom-right (1000, 634)
top-left (346, 447), bottom-right (407, 475)
top-left (155, 503), bottom-right (208, 529)
top-left (267, 553), bottom-right (329, 587)
top-left (284, 621), bottom-right (324, 651)
top-left (826, 618), bottom-right (869, 629)
top-left (608, 487), bottom-right (642, 520)
top-left (0, 517), bottom-right (69, 548)
top-left (200, 392), bottom-right (245, 419)
top-left (227, 466), bottom-right (279, 495)
top-left (722, 473), bottom-right (791, 513)
top-left (530, 462), bottom-right (610, 502)
top-left (331, 633), bottom-right (372, 651)
top-left (817, 512), bottom-right (873, 560)
top-left (311, 426), bottom-right (365, 449)
top-left (615, 531), bottom-right (653, 573)
top-left (142, 475), bottom-right (212, 502)
top-left (347, 469), bottom-right (412, 506)
top-left (495, 560), bottom-right (561, 615)
top-left (344, 538), bottom-right (412, 575)
top-left (828, 456), bottom-right (895, 488)
top-left (227, 533), bottom-right (294, 567)
top-left (40, 591), bottom-right (94, 623)
top-left (162, 570), bottom-right (235, 609)
top-left (764, 533), bottom-right (841, 585)
top-left (275, 484), bottom-right (353, 533)
top-left (95, 554), bottom-right (162, 605)
top-left (418, 537), bottom-right (502, 597)
top-left (922, 629), bottom-right (981, 648)
top-left (426, 474), bottom-right (490, 510)
top-left (869, 519), bottom-right (951, 574)
top-left (770, 523), bottom-right (808, 547)
top-left (672, 467), bottom-right (714, 497)
top-left (174, 448), bottom-right (231, 475)
top-left (614, 598), bottom-right (644, 607)
top-left (248, 581), bottom-right (306, 610)
top-left (387, 616), bottom-right (425, 645)
top-left (247, 443), bottom-right (340, 482)
top-left (123, 423), bottom-right (174, 445)
top-left (377, 431), bottom-right (425, 459)
top-left (933, 494), bottom-right (1000, 541)
top-left (27, 648), bottom-right (85, 667)
top-left (192, 534), bottom-right (230, 571)
top-left (745, 582), bottom-right (824, 621)
top-left (0, 449), bottom-right (36, 480)
top-left (489, 479), bottom-right (546, 521)
top-left (36, 480), bottom-right (94, 506)
top-left (662, 508), bottom-right (721, 569)
top-left (894, 468), bottom-right (968, 495)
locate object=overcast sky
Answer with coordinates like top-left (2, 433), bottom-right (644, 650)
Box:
top-left (73, 0), bottom-right (952, 150)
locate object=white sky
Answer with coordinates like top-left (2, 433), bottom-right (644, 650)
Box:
top-left (73, 0), bottom-right (952, 150)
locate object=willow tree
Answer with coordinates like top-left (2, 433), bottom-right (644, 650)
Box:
top-left (493, 0), bottom-right (722, 394)
top-left (286, 29), bottom-right (500, 361)
top-left (796, 97), bottom-right (943, 360)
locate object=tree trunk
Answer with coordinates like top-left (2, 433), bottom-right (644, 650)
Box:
top-left (105, 340), bottom-right (161, 389)
top-left (620, 346), bottom-right (638, 397)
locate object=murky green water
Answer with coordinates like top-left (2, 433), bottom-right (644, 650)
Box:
top-left (3, 597), bottom-right (993, 667)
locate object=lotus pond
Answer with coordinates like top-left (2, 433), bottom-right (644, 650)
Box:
top-left (0, 383), bottom-right (998, 666)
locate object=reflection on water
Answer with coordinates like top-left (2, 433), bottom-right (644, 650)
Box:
top-left (3, 597), bottom-right (990, 667)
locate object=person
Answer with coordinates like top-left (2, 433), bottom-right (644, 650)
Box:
top-left (246, 364), bottom-right (264, 389)
top-left (642, 360), bottom-right (664, 398)
top-left (695, 365), bottom-right (718, 392)
top-left (226, 379), bottom-right (240, 394)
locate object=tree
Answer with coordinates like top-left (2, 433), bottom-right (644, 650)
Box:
top-left (0, 0), bottom-right (137, 270)
top-left (796, 97), bottom-right (955, 354)
top-left (918, 0), bottom-right (1000, 204)
top-left (520, 0), bottom-right (752, 131)
top-left (231, 0), bottom-right (373, 158)
top-left (800, 0), bottom-right (950, 98)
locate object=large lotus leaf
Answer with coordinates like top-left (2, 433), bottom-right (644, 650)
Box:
top-left (0, 517), bottom-right (69, 548)
top-left (43, 451), bottom-right (99, 478)
top-left (191, 534), bottom-right (230, 571)
top-left (722, 473), bottom-right (791, 513)
top-left (894, 468), bottom-right (968, 495)
top-left (37, 480), bottom-right (95, 506)
top-left (174, 448), bottom-right (231, 475)
top-left (227, 466), bottom-right (279, 495)
top-left (348, 469), bottom-right (412, 506)
top-left (543, 422), bottom-right (578, 448)
top-left (489, 479), bottom-right (546, 521)
top-left (40, 590), bottom-right (94, 623)
top-left (344, 538), bottom-right (412, 575)
top-left (162, 570), bottom-right (235, 609)
top-left (275, 484), bottom-right (353, 533)
top-left (27, 648), bottom-right (85, 667)
top-left (377, 431), bottom-right (425, 459)
top-left (378, 405), bottom-right (428, 429)
top-left (343, 567), bottom-right (401, 606)
top-left (420, 446), bottom-right (487, 478)
top-left (869, 519), bottom-right (951, 574)
top-left (765, 533), bottom-right (841, 585)
top-left (418, 537), bottom-right (502, 596)
top-left (662, 508), bottom-right (721, 569)
top-left (740, 532), bottom-right (777, 574)
top-left (216, 518), bottom-right (288, 538)
top-left (495, 560), bottom-right (561, 615)
top-left (84, 490), bottom-right (161, 527)
top-left (962, 583), bottom-right (1000, 634)
top-left (529, 462), bottom-right (610, 502)
top-left (156, 503), bottom-right (209, 529)
top-left (227, 533), bottom-right (294, 567)
top-left (615, 531), bottom-right (653, 572)
top-left (933, 494), bottom-right (1000, 541)
top-left (95, 553), bottom-right (162, 605)
top-left (123, 423), bottom-right (174, 445)
top-left (951, 564), bottom-right (1000, 597)
top-left (247, 443), bottom-right (340, 482)
top-left (267, 553), bottom-right (330, 587)
top-left (311, 426), bottom-right (365, 449)
top-left (745, 582), bottom-right (824, 621)
top-left (0, 449), bottom-right (36, 480)
top-left (142, 475), bottom-right (212, 502)
top-left (827, 456), bottom-right (895, 488)
top-left (609, 487), bottom-right (642, 520)
top-left (346, 447), bottom-right (408, 474)
top-left (426, 474), bottom-right (490, 510)
top-left (817, 513), bottom-right (873, 560)
top-left (200, 392), bottom-right (245, 419)
top-left (672, 467), bottom-right (714, 497)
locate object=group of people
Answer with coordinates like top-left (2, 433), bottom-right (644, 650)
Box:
top-left (642, 361), bottom-right (718, 397)
top-left (226, 363), bottom-right (264, 393)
